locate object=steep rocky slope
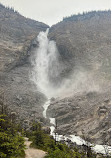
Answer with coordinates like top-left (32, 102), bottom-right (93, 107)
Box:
top-left (1, 5), bottom-right (111, 145)
top-left (47, 11), bottom-right (111, 145)
top-left (49, 11), bottom-right (111, 84)
top-left (47, 92), bottom-right (111, 145)
top-left (0, 4), bottom-right (49, 125)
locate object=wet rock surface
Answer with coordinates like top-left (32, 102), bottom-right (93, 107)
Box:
top-left (47, 91), bottom-right (111, 145)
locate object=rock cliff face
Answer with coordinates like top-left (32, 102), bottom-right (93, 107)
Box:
top-left (0, 4), bottom-right (49, 125)
top-left (49, 11), bottom-right (111, 82)
top-left (47, 11), bottom-right (111, 145)
top-left (1, 6), bottom-right (111, 145)
top-left (47, 92), bottom-right (111, 145)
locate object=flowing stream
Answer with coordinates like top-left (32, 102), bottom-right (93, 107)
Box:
top-left (43, 99), bottom-right (111, 155)
top-left (32, 29), bottom-right (111, 155)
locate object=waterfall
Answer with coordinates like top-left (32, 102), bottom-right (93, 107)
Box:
top-left (31, 29), bottom-right (111, 155)
top-left (31, 28), bottom-right (61, 98)
top-left (31, 29), bottom-right (100, 98)
top-left (42, 100), bottom-right (111, 155)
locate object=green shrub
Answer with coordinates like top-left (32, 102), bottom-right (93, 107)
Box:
top-left (29, 122), bottom-right (82, 158)
top-left (45, 144), bottom-right (81, 158)
top-left (0, 115), bottom-right (25, 158)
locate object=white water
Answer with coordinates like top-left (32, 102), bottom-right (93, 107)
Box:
top-left (43, 100), bottom-right (50, 118)
top-left (42, 100), bottom-right (56, 135)
top-left (32, 29), bottom-right (111, 155)
top-left (31, 28), bottom-right (63, 98)
top-left (31, 29), bottom-right (100, 98)
top-left (43, 100), bottom-right (111, 155)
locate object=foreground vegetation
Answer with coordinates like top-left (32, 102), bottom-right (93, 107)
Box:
top-left (0, 114), bottom-right (111, 158)
top-left (0, 94), bottom-right (110, 158)
top-left (0, 114), bottom-right (25, 158)
top-left (27, 122), bottom-right (101, 158)
top-left (0, 93), bottom-right (25, 158)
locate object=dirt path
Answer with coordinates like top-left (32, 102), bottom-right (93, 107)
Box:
top-left (24, 138), bottom-right (47, 158)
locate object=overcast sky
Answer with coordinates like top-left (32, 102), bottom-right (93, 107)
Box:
top-left (0, 0), bottom-right (111, 26)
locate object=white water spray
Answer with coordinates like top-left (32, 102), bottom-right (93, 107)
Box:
top-left (31, 29), bottom-right (111, 155)
top-left (31, 29), bottom-right (100, 98)
top-left (42, 99), bottom-right (111, 155)
top-left (32, 29), bottom-right (62, 98)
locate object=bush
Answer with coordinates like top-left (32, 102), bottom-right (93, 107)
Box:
top-left (30, 124), bottom-right (55, 151)
top-left (0, 115), bottom-right (25, 158)
top-left (29, 122), bottom-right (82, 158)
top-left (45, 144), bottom-right (81, 158)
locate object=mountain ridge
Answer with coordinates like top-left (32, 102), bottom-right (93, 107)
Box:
top-left (0, 3), bottom-right (111, 145)
top-left (48, 10), bottom-right (111, 144)
top-left (0, 3), bottom-right (49, 127)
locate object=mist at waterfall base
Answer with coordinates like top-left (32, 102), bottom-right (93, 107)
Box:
top-left (31, 29), bottom-right (100, 98)
top-left (30, 30), bottom-right (111, 154)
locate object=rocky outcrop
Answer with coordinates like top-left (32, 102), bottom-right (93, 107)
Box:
top-left (0, 3), bottom-right (48, 72)
top-left (47, 92), bottom-right (111, 145)
top-left (49, 11), bottom-right (111, 88)
top-left (46, 11), bottom-right (111, 145)
top-left (1, 6), bottom-right (111, 145)
top-left (0, 4), bottom-right (49, 124)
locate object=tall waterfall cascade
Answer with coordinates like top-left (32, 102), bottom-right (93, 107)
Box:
top-left (31, 29), bottom-right (111, 155)
top-left (31, 28), bottom-right (62, 98)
